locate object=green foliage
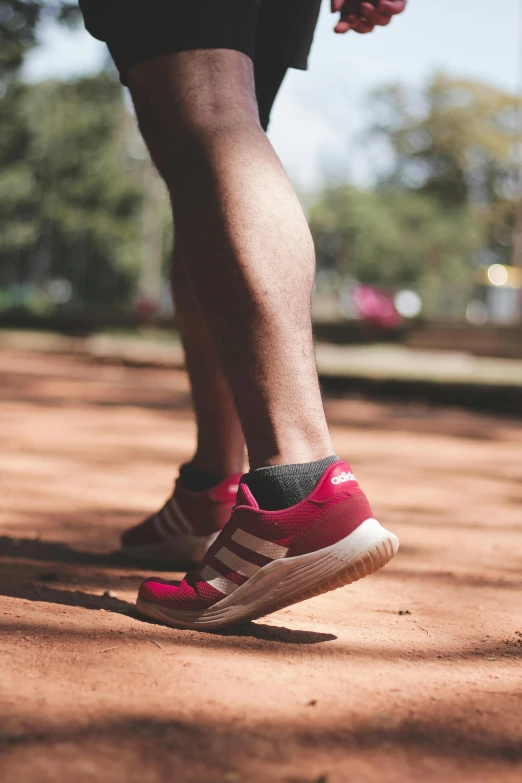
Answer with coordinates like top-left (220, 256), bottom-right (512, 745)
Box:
top-left (311, 74), bottom-right (519, 306)
top-left (370, 74), bottom-right (520, 208)
top-left (0, 72), bottom-right (145, 305)
top-left (0, 33), bottom-right (517, 315)
top-left (310, 185), bottom-right (483, 288)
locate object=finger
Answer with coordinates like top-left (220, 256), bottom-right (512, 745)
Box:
top-left (334, 0), bottom-right (360, 13)
top-left (339, 0), bottom-right (364, 16)
top-left (348, 16), bottom-right (375, 33)
top-left (359, 3), bottom-right (380, 22)
top-left (334, 19), bottom-right (352, 33)
top-left (333, 0), bottom-right (357, 30)
top-left (377, 0), bottom-right (406, 16)
top-left (359, 3), bottom-right (392, 25)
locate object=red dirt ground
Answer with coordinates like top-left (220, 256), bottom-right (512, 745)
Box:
top-left (1, 348), bottom-right (521, 783)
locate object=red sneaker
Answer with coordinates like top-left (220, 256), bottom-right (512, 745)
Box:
top-left (136, 461), bottom-right (398, 629)
top-left (121, 474), bottom-right (241, 563)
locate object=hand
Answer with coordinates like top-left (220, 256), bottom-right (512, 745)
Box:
top-left (331, 0), bottom-right (407, 35)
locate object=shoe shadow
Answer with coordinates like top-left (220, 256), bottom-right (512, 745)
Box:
top-left (134, 611), bottom-right (337, 644)
top-left (218, 623), bottom-right (337, 644)
top-left (0, 580), bottom-right (135, 616)
top-left (0, 535), bottom-right (125, 568)
top-left (1, 537), bottom-right (337, 644)
top-left (2, 580), bottom-right (336, 644)
top-left (136, 584), bottom-right (337, 644)
top-left (0, 535), bottom-right (196, 573)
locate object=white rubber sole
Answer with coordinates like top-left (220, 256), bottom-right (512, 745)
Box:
top-left (121, 531), bottom-right (219, 564)
top-left (136, 518), bottom-right (399, 630)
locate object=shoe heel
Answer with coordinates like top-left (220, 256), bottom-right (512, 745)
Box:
top-left (267, 519), bottom-right (399, 614)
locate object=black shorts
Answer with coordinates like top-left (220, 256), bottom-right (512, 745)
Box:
top-left (79, 0), bottom-right (321, 129)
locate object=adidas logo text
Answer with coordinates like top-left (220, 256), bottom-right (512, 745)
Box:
top-left (331, 471), bottom-right (356, 485)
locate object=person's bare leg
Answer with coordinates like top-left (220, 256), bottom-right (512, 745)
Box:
top-left (171, 245), bottom-right (245, 476)
top-left (120, 245), bottom-right (244, 559)
top-left (139, 106), bottom-right (245, 479)
top-left (128, 50), bottom-right (333, 469)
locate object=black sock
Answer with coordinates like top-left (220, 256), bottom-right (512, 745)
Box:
top-left (242, 455), bottom-right (340, 511)
top-left (178, 463), bottom-right (227, 493)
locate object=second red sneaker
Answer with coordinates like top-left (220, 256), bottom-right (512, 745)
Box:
top-left (136, 461), bottom-right (399, 629)
top-left (121, 474), bottom-right (241, 563)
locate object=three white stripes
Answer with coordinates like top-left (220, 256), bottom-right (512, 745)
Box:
top-left (201, 529), bottom-right (288, 596)
top-left (231, 529), bottom-right (288, 559)
top-left (154, 497), bottom-right (193, 538)
top-left (215, 546), bottom-right (259, 578)
top-left (153, 500), bottom-right (289, 597)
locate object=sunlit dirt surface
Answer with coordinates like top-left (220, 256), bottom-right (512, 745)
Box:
top-left (1, 349), bottom-right (521, 783)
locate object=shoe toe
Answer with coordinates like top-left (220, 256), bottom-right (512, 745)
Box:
top-left (139, 577), bottom-right (181, 604)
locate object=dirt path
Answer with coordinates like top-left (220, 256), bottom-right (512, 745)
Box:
top-left (1, 349), bottom-right (521, 783)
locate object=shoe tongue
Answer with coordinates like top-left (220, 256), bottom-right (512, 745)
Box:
top-left (236, 481), bottom-right (259, 509)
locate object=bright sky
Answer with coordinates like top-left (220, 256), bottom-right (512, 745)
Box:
top-left (23, 0), bottom-right (521, 191)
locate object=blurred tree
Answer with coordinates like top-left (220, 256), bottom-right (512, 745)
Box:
top-left (0, 1), bottom-right (80, 78)
top-left (310, 185), bottom-right (483, 291)
top-left (368, 74), bottom-right (520, 268)
top-left (369, 74), bottom-right (520, 208)
top-left (310, 75), bottom-right (521, 317)
top-left (0, 72), bottom-right (146, 306)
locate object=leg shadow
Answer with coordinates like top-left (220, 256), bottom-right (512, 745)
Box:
top-left (0, 536), bottom-right (193, 572)
top-left (0, 581), bottom-right (135, 616)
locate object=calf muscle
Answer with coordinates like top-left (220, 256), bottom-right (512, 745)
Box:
top-left (129, 49), bottom-right (332, 468)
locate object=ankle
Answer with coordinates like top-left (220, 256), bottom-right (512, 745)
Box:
top-left (242, 455), bottom-right (340, 510)
top-left (189, 450), bottom-right (244, 478)
top-left (247, 434), bottom-right (335, 471)
top-left (179, 462), bottom-right (230, 493)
